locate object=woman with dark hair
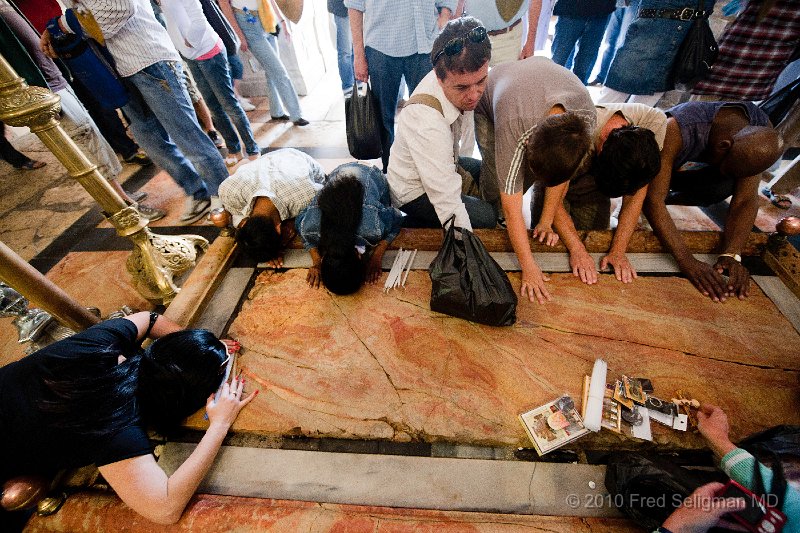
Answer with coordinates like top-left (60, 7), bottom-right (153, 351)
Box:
top-left (0, 311), bottom-right (255, 525)
top-left (296, 163), bottom-right (405, 295)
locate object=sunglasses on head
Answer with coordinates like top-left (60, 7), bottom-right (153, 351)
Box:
top-left (432, 26), bottom-right (488, 65)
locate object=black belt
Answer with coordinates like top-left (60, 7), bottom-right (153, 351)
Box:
top-left (638, 7), bottom-right (709, 20)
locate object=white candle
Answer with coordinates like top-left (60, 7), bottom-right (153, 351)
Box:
top-left (584, 358), bottom-right (607, 432)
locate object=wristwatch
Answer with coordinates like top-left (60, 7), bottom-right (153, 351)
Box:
top-left (718, 252), bottom-right (742, 263)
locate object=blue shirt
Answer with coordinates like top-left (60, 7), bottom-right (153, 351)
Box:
top-left (667, 101), bottom-right (770, 170)
top-left (296, 163), bottom-right (405, 251)
top-left (344, 0), bottom-right (457, 57)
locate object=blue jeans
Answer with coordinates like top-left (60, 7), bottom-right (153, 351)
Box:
top-left (594, 6), bottom-right (627, 83)
top-left (333, 13), bottom-right (354, 91)
top-left (186, 53), bottom-right (259, 156)
top-left (235, 11), bottom-right (302, 120)
top-left (400, 157), bottom-right (496, 229)
top-left (551, 15), bottom-right (612, 84)
top-left (605, 0), bottom-right (716, 94)
top-left (123, 61), bottom-right (228, 198)
top-left (228, 53), bottom-right (244, 80)
top-left (365, 47), bottom-right (432, 172)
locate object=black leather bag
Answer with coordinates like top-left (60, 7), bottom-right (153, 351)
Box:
top-left (671, 0), bottom-right (718, 91)
top-left (345, 83), bottom-right (383, 160)
top-left (429, 217), bottom-right (517, 327)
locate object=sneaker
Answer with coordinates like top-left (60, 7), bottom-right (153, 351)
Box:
top-left (123, 152), bottom-right (153, 166)
top-left (292, 118), bottom-right (309, 126)
top-left (207, 130), bottom-right (224, 149)
top-left (179, 197), bottom-right (211, 225)
top-left (136, 203), bottom-right (166, 222)
top-left (128, 190), bottom-right (148, 203)
top-left (237, 94), bottom-right (256, 111)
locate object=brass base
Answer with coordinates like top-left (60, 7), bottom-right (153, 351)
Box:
top-left (127, 230), bottom-right (209, 305)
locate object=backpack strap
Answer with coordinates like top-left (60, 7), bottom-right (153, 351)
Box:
top-left (403, 94), bottom-right (444, 116)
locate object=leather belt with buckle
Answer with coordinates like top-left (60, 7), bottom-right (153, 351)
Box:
top-left (487, 17), bottom-right (523, 37)
top-left (638, 7), bottom-right (709, 20)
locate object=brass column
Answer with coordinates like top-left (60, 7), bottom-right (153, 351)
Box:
top-left (0, 241), bottom-right (99, 331)
top-left (0, 54), bottom-right (208, 304)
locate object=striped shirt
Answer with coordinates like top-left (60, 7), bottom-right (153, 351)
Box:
top-left (218, 148), bottom-right (327, 227)
top-left (475, 57), bottom-right (595, 196)
top-left (692, 0), bottom-right (800, 100)
top-left (343, 0), bottom-right (457, 57)
top-left (62, 0), bottom-right (180, 77)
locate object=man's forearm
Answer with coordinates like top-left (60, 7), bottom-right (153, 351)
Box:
top-left (644, 198), bottom-right (693, 264)
top-left (722, 183), bottom-right (759, 256)
top-left (610, 188), bottom-right (646, 255)
top-left (349, 8), bottom-right (365, 58)
top-left (501, 193), bottom-right (537, 270)
top-left (553, 203), bottom-right (583, 253)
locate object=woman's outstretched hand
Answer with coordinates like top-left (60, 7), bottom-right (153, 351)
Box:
top-left (206, 376), bottom-right (257, 430)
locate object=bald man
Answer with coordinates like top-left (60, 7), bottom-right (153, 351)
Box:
top-left (643, 102), bottom-right (783, 303)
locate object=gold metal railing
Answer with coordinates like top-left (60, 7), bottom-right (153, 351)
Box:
top-left (0, 53), bottom-right (208, 305)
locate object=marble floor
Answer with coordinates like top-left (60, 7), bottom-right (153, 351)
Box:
top-left (3, 70), bottom-right (800, 531)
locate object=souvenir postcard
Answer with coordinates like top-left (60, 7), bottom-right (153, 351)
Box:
top-left (519, 395), bottom-right (590, 456)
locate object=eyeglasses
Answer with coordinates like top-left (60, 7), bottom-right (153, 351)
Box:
top-left (432, 26), bottom-right (488, 65)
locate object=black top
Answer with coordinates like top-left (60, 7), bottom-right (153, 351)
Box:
top-left (0, 319), bottom-right (152, 481)
top-left (327, 0), bottom-right (348, 17)
top-left (553, 0), bottom-right (616, 18)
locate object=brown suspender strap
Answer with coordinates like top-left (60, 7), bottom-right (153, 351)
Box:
top-left (402, 94), bottom-right (444, 117)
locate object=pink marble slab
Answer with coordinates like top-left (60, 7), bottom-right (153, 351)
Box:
top-left (184, 270), bottom-right (800, 448)
top-left (24, 493), bottom-right (641, 533)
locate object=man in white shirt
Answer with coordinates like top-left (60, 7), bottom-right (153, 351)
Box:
top-left (387, 16), bottom-right (495, 230)
top-left (41, 0), bottom-right (229, 224)
top-left (219, 148), bottom-right (326, 264)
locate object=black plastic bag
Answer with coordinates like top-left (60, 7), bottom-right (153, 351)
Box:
top-left (759, 78), bottom-right (800, 127)
top-left (429, 217), bottom-right (517, 327)
top-left (671, 8), bottom-right (718, 91)
top-left (345, 83), bottom-right (383, 160)
top-left (605, 452), bottom-right (726, 530)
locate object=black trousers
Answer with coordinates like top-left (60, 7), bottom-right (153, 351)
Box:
top-left (0, 122), bottom-right (30, 167)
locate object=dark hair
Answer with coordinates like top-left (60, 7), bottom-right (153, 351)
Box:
top-left (237, 216), bottom-right (281, 262)
top-left (38, 327), bottom-right (225, 437)
top-left (318, 173), bottom-right (366, 295)
top-left (137, 330), bottom-right (227, 434)
top-left (432, 16), bottom-right (491, 80)
top-left (594, 126), bottom-right (661, 198)
top-left (526, 112), bottom-right (592, 187)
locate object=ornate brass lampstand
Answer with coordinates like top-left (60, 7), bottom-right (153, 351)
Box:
top-left (0, 54), bottom-right (207, 304)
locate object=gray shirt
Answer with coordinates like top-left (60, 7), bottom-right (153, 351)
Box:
top-left (475, 57), bottom-right (595, 196)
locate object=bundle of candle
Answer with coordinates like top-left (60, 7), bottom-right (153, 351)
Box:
top-left (384, 248), bottom-right (417, 292)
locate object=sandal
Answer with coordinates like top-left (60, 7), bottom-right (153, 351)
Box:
top-left (15, 159), bottom-right (46, 170)
top-left (762, 187), bottom-right (792, 210)
top-left (224, 154), bottom-right (241, 167)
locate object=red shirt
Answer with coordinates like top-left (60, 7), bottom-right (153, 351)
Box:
top-left (11, 0), bottom-right (63, 34)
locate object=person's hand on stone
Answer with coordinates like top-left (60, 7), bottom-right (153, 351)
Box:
top-left (570, 248), bottom-right (598, 285)
top-left (679, 257), bottom-right (728, 302)
top-left (520, 264), bottom-right (551, 304)
top-left (600, 251), bottom-right (637, 283)
top-left (266, 255), bottom-right (284, 269)
top-left (307, 264), bottom-right (321, 288)
top-left (714, 256), bottom-right (750, 300)
top-left (532, 223), bottom-right (559, 246)
top-left (366, 254), bottom-right (383, 284)
top-left (206, 376), bottom-right (257, 431)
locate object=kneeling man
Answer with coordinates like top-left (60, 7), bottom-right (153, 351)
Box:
top-left (387, 16), bottom-right (495, 231)
top-left (219, 148), bottom-right (327, 265)
top-left (644, 101), bottom-right (783, 302)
